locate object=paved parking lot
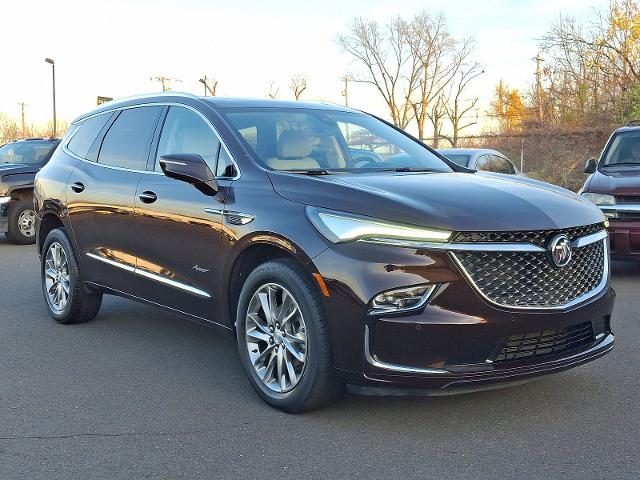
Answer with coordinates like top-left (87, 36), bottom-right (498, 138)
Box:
top-left (0, 236), bottom-right (638, 480)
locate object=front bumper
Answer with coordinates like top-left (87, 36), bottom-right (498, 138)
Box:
top-left (0, 200), bottom-right (9, 233)
top-left (608, 220), bottom-right (640, 258)
top-left (312, 240), bottom-right (615, 392)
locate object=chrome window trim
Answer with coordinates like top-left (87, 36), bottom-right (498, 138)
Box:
top-left (64, 102), bottom-right (241, 180)
top-left (600, 204), bottom-right (640, 213)
top-left (449, 238), bottom-right (610, 312)
top-left (87, 252), bottom-right (211, 299)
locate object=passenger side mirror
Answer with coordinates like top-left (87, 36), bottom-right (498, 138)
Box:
top-left (159, 153), bottom-right (219, 196)
top-left (584, 158), bottom-right (597, 174)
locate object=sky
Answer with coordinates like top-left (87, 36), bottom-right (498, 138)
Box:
top-left (1, 0), bottom-right (610, 136)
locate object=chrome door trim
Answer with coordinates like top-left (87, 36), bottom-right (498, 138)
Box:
top-left (86, 252), bottom-right (211, 299)
top-left (364, 325), bottom-right (449, 375)
top-left (204, 208), bottom-right (255, 225)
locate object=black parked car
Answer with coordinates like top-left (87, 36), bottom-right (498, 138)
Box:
top-left (0, 138), bottom-right (60, 244)
top-left (35, 93), bottom-right (614, 412)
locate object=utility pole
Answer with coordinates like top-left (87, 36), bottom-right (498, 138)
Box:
top-left (17, 102), bottom-right (28, 137)
top-left (341, 76), bottom-right (350, 107)
top-left (150, 76), bottom-right (182, 92)
top-left (533, 53), bottom-right (543, 122)
top-left (199, 76), bottom-right (218, 96)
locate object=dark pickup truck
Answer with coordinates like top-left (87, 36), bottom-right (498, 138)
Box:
top-left (0, 138), bottom-right (60, 244)
top-left (582, 122), bottom-right (640, 259)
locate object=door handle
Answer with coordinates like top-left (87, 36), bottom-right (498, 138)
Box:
top-left (70, 182), bottom-right (85, 193)
top-left (138, 191), bottom-right (157, 204)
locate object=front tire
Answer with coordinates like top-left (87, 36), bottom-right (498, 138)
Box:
top-left (41, 228), bottom-right (102, 324)
top-left (236, 259), bottom-right (342, 412)
top-left (5, 200), bottom-right (37, 244)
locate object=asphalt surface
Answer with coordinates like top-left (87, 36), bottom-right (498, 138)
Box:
top-left (0, 236), bottom-right (639, 480)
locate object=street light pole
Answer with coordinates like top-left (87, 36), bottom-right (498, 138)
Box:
top-left (45, 58), bottom-right (56, 137)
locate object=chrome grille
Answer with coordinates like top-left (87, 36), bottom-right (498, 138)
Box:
top-left (453, 237), bottom-right (606, 309)
top-left (452, 223), bottom-right (603, 248)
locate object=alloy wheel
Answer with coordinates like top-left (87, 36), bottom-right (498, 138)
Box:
top-left (245, 283), bottom-right (308, 393)
top-left (18, 209), bottom-right (36, 237)
top-left (44, 242), bottom-right (70, 313)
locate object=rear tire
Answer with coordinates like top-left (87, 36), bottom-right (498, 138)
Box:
top-left (41, 228), bottom-right (102, 324)
top-left (236, 259), bottom-right (342, 413)
top-left (5, 200), bottom-right (37, 245)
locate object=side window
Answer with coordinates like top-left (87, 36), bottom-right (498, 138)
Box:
top-left (98, 106), bottom-right (162, 170)
top-left (492, 155), bottom-right (513, 174)
top-left (475, 154), bottom-right (491, 171)
top-left (216, 146), bottom-right (236, 177)
top-left (155, 107), bottom-right (220, 173)
top-left (67, 113), bottom-right (111, 159)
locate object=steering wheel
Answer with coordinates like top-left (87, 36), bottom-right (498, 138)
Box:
top-left (347, 156), bottom-right (379, 168)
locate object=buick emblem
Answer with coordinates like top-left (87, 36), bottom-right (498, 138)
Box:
top-left (548, 234), bottom-right (572, 268)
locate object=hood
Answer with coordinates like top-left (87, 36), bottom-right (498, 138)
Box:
top-left (268, 170), bottom-right (604, 232)
top-left (588, 169), bottom-right (640, 196)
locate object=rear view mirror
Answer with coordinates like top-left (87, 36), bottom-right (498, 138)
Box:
top-left (584, 158), bottom-right (597, 174)
top-left (160, 153), bottom-right (219, 196)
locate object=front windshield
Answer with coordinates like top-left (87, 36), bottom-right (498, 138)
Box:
top-left (221, 108), bottom-right (452, 173)
top-left (0, 141), bottom-right (56, 165)
top-left (440, 153), bottom-right (471, 167)
top-left (601, 131), bottom-right (640, 167)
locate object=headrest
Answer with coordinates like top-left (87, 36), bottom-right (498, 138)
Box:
top-left (277, 130), bottom-right (313, 158)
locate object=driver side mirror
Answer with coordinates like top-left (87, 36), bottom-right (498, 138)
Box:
top-left (584, 158), bottom-right (597, 174)
top-left (159, 153), bottom-right (219, 196)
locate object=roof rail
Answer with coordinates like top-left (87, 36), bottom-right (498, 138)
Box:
top-left (624, 119), bottom-right (640, 126)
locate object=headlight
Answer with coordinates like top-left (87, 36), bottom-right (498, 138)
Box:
top-left (0, 196), bottom-right (11, 205)
top-left (370, 284), bottom-right (439, 314)
top-left (306, 207), bottom-right (452, 245)
top-left (581, 192), bottom-right (616, 206)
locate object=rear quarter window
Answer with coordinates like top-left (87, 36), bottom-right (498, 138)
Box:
top-left (67, 113), bottom-right (112, 159)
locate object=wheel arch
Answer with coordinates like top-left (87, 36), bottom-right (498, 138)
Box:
top-left (37, 212), bottom-right (65, 255)
top-left (224, 232), bottom-right (322, 329)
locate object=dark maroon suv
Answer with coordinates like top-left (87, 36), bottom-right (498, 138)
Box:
top-left (583, 123), bottom-right (640, 259)
top-left (34, 93), bottom-right (615, 412)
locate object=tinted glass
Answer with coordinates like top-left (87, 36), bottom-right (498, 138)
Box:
top-left (222, 108), bottom-right (451, 173)
top-left (476, 154), bottom-right (512, 174)
top-left (98, 106), bottom-right (162, 170)
top-left (0, 141), bottom-right (58, 165)
top-left (442, 154), bottom-right (471, 167)
top-left (601, 131), bottom-right (640, 167)
top-left (67, 113), bottom-right (111, 159)
top-left (156, 107), bottom-right (220, 173)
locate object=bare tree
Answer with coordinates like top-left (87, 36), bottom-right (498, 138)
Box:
top-left (409, 12), bottom-right (460, 140)
top-left (426, 95), bottom-right (447, 147)
top-left (267, 81), bottom-right (280, 99)
top-left (337, 17), bottom-right (419, 128)
top-left (442, 48), bottom-right (484, 146)
top-left (539, 0), bottom-right (640, 125)
top-left (290, 74), bottom-right (308, 100)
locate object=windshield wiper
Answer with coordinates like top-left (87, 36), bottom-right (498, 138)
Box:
top-left (282, 168), bottom-right (333, 175)
top-left (603, 162), bottom-right (640, 167)
top-left (377, 167), bottom-right (435, 173)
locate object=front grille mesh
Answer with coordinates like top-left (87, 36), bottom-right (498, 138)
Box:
top-left (493, 322), bottom-right (595, 362)
top-left (453, 223), bottom-right (603, 248)
top-left (454, 239), bottom-right (606, 308)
